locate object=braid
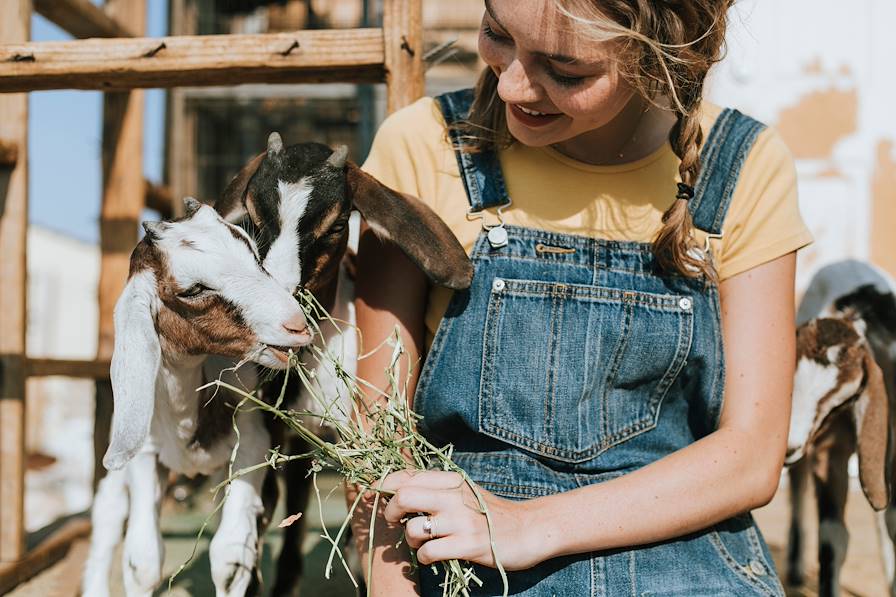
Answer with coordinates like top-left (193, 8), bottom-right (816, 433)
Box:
top-left (653, 89), bottom-right (712, 279)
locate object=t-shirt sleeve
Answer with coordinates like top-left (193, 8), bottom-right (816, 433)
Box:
top-left (360, 96), bottom-right (445, 206)
top-left (717, 126), bottom-right (813, 280)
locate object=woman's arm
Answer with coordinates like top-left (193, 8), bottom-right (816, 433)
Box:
top-left (381, 252), bottom-right (796, 569)
top-left (347, 223), bottom-right (427, 594)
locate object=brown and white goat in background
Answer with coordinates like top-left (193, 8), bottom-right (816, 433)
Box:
top-left (215, 133), bottom-right (473, 595)
top-left (787, 284), bottom-right (895, 597)
top-left (82, 199), bottom-right (313, 597)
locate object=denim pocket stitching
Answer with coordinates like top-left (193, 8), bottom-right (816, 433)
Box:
top-left (708, 530), bottom-right (778, 597)
top-left (479, 278), bottom-right (694, 463)
top-left (601, 298), bottom-right (634, 439)
top-left (545, 294), bottom-right (563, 441)
top-left (595, 293), bottom-right (693, 452)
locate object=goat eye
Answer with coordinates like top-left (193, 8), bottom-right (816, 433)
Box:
top-left (331, 221), bottom-right (347, 234)
top-left (177, 283), bottom-right (210, 299)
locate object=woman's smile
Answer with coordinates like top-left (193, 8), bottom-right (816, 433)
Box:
top-left (509, 103), bottom-right (565, 127)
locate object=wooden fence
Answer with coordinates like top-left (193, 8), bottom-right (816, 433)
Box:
top-left (0, 0), bottom-right (423, 591)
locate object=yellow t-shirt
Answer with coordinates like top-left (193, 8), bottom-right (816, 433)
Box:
top-left (362, 96), bottom-right (813, 347)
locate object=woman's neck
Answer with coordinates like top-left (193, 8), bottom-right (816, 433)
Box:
top-left (550, 96), bottom-right (679, 166)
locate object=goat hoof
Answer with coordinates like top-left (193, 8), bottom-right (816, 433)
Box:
top-left (786, 569), bottom-right (805, 587)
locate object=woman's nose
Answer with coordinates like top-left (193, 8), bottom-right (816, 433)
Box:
top-left (496, 58), bottom-right (541, 105)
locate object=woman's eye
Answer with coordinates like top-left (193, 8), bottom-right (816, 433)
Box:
top-left (482, 23), bottom-right (511, 44)
top-left (546, 66), bottom-right (586, 88)
top-left (178, 283), bottom-right (210, 299)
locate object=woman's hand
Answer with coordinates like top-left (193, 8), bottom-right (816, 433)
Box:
top-left (380, 470), bottom-right (545, 571)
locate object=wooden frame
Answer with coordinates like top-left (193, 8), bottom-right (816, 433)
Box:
top-left (0, 0), bottom-right (424, 590)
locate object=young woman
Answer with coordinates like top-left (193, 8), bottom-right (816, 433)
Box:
top-left (351, 1), bottom-right (812, 595)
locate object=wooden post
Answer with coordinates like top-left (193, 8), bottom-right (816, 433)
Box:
top-left (0, 0), bottom-right (31, 564)
top-left (94, 0), bottom-right (147, 491)
top-left (382, 0), bottom-right (424, 113)
top-left (166, 0), bottom-right (199, 216)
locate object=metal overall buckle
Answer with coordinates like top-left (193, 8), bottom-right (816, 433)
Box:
top-left (466, 199), bottom-right (513, 249)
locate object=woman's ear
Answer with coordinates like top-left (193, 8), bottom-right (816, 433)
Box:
top-left (855, 351), bottom-right (890, 510)
top-left (103, 270), bottom-right (162, 471)
top-left (345, 162), bottom-right (473, 290)
top-left (217, 151), bottom-right (266, 224)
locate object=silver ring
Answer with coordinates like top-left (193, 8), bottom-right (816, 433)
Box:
top-left (422, 515), bottom-right (434, 539)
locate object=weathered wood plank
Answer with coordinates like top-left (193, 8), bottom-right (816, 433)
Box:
top-left (0, 139), bottom-right (17, 167)
top-left (33, 0), bottom-right (134, 39)
top-left (0, 29), bottom-right (387, 92)
top-left (383, 0), bottom-right (424, 113)
top-left (145, 179), bottom-right (174, 219)
top-left (26, 359), bottom-right (111, 380)
top-left (0, 0), bottom-right (30, 565)
top-left (0, 518), bottom-right (91, 594)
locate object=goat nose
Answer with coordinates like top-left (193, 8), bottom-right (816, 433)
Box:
top-left (284, 313), bottom-right (310, 337)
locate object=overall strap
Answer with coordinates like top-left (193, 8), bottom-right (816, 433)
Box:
top-left (435, 88), bottom-right (511, 212)
top-left (689, 108), bottom-right (766, 235)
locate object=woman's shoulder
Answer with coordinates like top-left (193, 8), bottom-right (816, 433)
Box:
top-left (699, 101), bottom-right (792, 165)
top-left (362, 96), bottom-right (455, 199)
top-left (372, 96), bottom-right (449, 147)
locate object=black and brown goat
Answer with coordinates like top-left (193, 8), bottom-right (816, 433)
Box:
top-left (787, 284), bottom-right (895, 596)
top-left (215, 134), bottom-right (473, 595)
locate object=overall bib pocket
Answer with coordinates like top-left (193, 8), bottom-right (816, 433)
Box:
top-left (479, 277), bottom-right (694, 463)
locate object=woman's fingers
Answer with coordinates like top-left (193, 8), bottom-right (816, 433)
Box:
top-left (404, 514), bottom-right (448, 548)
top-left (381, 469), bottom-right (464, 492)
top-left (383, 485), bottom-right (451, 522)
top-left (415, 535), bottom-right (492, 567)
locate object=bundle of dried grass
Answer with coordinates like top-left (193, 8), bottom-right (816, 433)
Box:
top-left (203, 290), bottom-right (509, 597)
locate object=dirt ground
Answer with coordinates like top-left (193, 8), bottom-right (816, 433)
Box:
top-left (9, 473), bottom-right (890, 596)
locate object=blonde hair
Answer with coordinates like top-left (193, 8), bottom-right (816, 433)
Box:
top-left (459, 0), bottom-right (735, 279)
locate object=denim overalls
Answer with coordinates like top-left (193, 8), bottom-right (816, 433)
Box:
top-left (412, 89), bottom-right (786, 597)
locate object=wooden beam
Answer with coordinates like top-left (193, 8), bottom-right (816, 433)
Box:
top-left (0, 518), bottom-right (91, 594)
top-left (0, 139), bottom-right (17, 167)
top-left (0, 0), bottom-right (30, 565)
top-left (0, 29), bottom-right (387, 92)
top-left (26, 358), bottom-right (111, 379)
top-left (33, 0), bottom-right (134, 39)
top-left (144, 179), bottom-right (173, 219)
top-left (383, 0), bottom-right (424, 113)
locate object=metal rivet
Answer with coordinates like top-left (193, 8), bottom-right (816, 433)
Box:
top-left (492, 278), bottom-right (505, 292)
top-left (487, 226), bottom-right (508, 249)
top-left (749, 560), bottom-right (766, 576)
top-left (679, 297), bottom-right (692, 311)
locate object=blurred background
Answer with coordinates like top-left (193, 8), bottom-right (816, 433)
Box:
top-left (7, 0), bottom-right (895, 595)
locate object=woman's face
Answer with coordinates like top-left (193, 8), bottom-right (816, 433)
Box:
top-left (478, 0), bottom-right (635, 148)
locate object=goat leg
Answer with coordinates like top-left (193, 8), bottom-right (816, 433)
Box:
top-left (209, 410), bottom-right (270, 597)
top-left (82, 468), bottom-right (130, 597)
top-left (813, 417), bottom-right (853, 597)
top-left (272, 435), bottom-right (315, 597)
top-left (787, 456), bottom-right (810, 587)
top-left (122, 444), bottom-right (168, 597)
top-left (877, 507), bottom-right (896, 596)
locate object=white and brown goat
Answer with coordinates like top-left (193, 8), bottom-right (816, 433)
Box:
top-left (786, 284), bottom-right (895, 596)
top-left (82, 199), bottom-right (313, 597)
top-left (215, 133), bottom-right (473, 595)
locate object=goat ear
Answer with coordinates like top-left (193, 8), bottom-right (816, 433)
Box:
top-left (855, 351), bottom-right (890, 510)
top-left (345, 162), bottom-right (473, 290)
top-left (103, 271), bottom-right (161, 471)
top-left (217, 152), bottom-right (266, 224)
